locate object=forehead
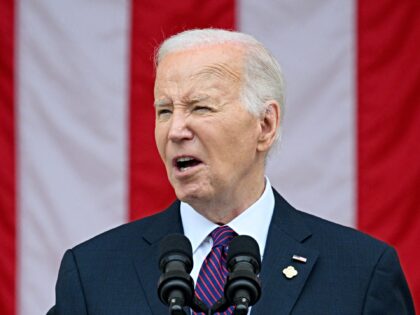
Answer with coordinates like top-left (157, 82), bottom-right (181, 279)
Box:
top-left (155, 43), bottom-right (246, 86)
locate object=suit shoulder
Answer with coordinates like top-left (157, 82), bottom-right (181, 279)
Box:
top-left (272, 190), bottom-right (389, 253)
top-left (72, 202), bottom-right (180, 254)
top-left (295, 208), bottom-right (391, 255)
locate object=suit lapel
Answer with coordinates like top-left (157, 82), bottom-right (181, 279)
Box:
top-left (252, 190), bottom-right (319, 314)
top-left (132, 202), bottom-right (184, 315)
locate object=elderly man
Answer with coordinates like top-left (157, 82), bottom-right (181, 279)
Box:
top-left (48, 29), bottom-right (414, 315)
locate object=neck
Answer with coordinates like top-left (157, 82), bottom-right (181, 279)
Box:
top-left (190, 176), bottom-right (266, 224)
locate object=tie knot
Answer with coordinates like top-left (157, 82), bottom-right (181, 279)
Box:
top-left (210, 225), bottom-right (237, 248)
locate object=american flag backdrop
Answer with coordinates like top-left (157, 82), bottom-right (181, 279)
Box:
top-left (0, 1), bottom-right (419, 314)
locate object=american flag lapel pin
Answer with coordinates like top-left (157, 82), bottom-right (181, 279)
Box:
top-left (292, 255), bottom-right (307, 263)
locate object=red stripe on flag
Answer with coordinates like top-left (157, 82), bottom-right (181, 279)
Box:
top-left (129, 1), bottom-right (236, 220)
top-left (357, 0), bottom-right (420, 310)
top-left (0, 0), bottom-right (16, 314)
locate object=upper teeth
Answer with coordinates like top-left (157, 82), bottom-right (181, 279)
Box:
top-left (177, 157), bottom-right (194, 162)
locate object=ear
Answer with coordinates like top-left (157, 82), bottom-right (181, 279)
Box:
top-left (257, 100), bottom-right (280, 152)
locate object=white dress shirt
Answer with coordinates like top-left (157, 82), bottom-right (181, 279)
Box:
top-left (180, 177), bottom-right (275, 285)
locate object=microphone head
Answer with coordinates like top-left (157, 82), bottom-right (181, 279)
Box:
top-left (227, 235), bottom-right (261, 273)
top-left (157, 234), bottom-right (195, 308)
top-left (159, 233), bottom-right (193, 273)
top-left (225, 235), bottom-right (262, 307)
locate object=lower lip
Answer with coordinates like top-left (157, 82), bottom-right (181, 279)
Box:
top-left (173, 162), bottom-right (204, 178)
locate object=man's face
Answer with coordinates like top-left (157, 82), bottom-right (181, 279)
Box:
top-left (154, 44), bottom-right (266, 213)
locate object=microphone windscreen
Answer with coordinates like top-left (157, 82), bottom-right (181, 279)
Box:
top-left (227, 235), bottom-right (261, 266)
top-left (159, 234), bottom-right (193, 267)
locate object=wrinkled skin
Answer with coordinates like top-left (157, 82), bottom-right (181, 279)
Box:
top-left (154, 43), bottom-right (280, 224)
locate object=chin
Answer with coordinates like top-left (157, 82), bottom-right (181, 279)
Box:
top-left (174, 185), bottom-right (211, 204)
top-left (175, 189), bottom-right (200, 203)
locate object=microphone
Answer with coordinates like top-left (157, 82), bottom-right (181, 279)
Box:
top-left (157, 234), bottom-right (195, 314)
top-left (224, 235), bottom-right (262, 314)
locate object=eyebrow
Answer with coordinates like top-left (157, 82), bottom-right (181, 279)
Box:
top-left (154, 95), bottom-right (210, 107)
top-left (185, 94), bottom-right (210, 103)
top-left (154, 98), bottom-right (172, 108)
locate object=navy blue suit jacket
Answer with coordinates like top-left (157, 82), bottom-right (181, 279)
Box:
top-left (47, 189), bottom-right (415, 314)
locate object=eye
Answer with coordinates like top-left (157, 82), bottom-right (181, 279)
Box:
top-left (157, 108), bottom-right (172, 117)
top-left (193, 106), bottom-right (211, 113)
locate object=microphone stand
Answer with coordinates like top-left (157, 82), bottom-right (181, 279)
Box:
top-left (168, 292), bottom-right (186, 315)
top-left (206, 297), bottom-right (249, 315)
top-left (167, 296), bottom-right (249, 315)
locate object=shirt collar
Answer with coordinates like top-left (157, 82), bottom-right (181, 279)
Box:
top-left (180, 177), bottom-right (275, 257)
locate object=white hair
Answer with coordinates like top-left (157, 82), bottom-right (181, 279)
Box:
top-left (156, 28), bottom-right (285, 142)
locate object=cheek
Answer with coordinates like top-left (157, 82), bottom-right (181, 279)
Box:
top-left (208, 136), bottom-right (246, 171)
top-left (154, 128), bottom-right (167, 158)
top-left (224, 123), bottom-right (259, 159)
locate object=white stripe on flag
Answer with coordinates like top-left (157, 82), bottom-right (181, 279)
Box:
top-left (17, 1), bottom-right (130, 313)
top-left (239, 0), bottom-right (356, 227)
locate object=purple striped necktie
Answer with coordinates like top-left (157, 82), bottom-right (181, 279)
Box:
top-left (193, 225), bottom-right (237, 315)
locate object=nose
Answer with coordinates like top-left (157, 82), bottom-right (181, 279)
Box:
top-left (167, 111), bottom-right (193, 142)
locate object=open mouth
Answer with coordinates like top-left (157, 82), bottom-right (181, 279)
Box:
top-left (174, 156), bottom-right (202, 172)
